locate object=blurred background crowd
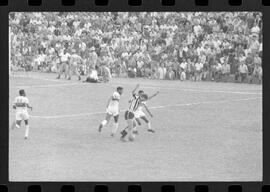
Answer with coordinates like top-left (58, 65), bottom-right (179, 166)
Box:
top-left (9, 12), bottom-right (262, 83)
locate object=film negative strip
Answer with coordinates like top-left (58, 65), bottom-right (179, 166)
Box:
top-left (0, 0), bottom-right (269, 191)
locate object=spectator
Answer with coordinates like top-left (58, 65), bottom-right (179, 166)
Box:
top-left (252, 63), bottom-right (262, 84)
top-left (166, 67), bottom-right (175, 80)
top-left (221, 60), bottom-right (231, 82)
top-left (9, 12), bottom-right (262, 84)
top-left (238, 61), bottom-right (249, 83)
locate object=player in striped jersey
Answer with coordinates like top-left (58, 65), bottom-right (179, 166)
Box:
top-left (11, 89), bottom-right (33, 139)
top-left (120, 84), bottom-right (149, 141)
top-left (133, 90), bottom-right (159, 133)
top-left (122, 90), bottom-right (158, 134)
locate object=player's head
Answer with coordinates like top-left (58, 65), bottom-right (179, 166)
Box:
top-left (140, 93), bottom-right (148, 101)
top-left (138, 90), bottom-right (144, 96)
top-left (19, 89), bottom-right (26, 96)
top-left (117, 87), bottom-right (124, 95)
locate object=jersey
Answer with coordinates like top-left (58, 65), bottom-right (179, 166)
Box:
top-left (61, 53), bottom-right (70, 63)
top-left (13, 96), bottom-right (30, 120)
top-left (89, 70), bottom-right (98, 80)
top-left (106, 91), bottom-right (121, 116)
top-left (128, 94), bottom-right (141, 113)
top-left (134, 101), bottom-right (146, 118)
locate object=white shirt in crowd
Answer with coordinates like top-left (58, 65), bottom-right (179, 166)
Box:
top-left (239, 64), bottom-right (248, 74)
top-left (216, 63), bottom-right (222, 71)
top-left (195, 62), bottom-right (203, 71)
top-left (158, 67), bottom-right (166, 79)
top-left (89, 69), bottom-right (98, 80)
top-left (180, 61), bottom-right (187, 70)
top-left (61, 52), bottom-right (70, 62)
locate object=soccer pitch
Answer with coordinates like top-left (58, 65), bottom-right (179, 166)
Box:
top-left (9, 72), bottom-right (262, 181)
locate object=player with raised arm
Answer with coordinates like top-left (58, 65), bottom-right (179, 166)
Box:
top-left (98, 87), bottom-right (124, 137)
top-left (120, 84), bottom-right (149, 142)
top-left (133, 90), bottom-right (159, 133)
top-left (123, 90), bottom-right (159, 134)
top-left (11, 89), bottom-right (33, 139)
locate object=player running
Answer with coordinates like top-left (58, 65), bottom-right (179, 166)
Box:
top-left (98, 87), bottom-right (124, 137)
top-left (11, 89), bottom-right (33, 139)
top-left (120, 84), bottom-right (149, 142)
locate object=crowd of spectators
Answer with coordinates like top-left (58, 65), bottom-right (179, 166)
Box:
top-left (9, 12), bottom-right (263, 84)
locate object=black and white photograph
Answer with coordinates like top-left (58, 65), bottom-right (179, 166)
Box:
top-left (9, 12), bottom-right (262, 181)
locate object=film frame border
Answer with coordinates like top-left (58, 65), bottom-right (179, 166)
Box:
top-left (0, 0), bottom-right (269, 191)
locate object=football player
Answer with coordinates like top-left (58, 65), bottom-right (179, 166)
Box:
top-left (98, 87), bottom-right (124, 137)
top-left (11, 89), bottom-right (33, 139)
top-left (120, 84), bottom-right (149, 142)
top-left (123, 90), bottom-right (159, 134)
top-left (133, 90), bottom-right (159, 133)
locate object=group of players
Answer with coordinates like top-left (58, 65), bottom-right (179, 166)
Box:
top-left (11, 84), bottom-right (159, 142)
top-left (55, 47), bottom-right (111, 83)
top-left (98, 84), bottom-right (159, 142)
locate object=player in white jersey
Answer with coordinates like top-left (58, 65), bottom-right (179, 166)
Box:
top-left (11, 89), bottom-right (33, 139)
top-left (98, 87), bottom-right (124, 137)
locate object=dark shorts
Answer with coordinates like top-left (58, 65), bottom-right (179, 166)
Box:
top-left (85, 77), bottom-right (98, 83)
top-left (124, 111), bottom-right (134, 120)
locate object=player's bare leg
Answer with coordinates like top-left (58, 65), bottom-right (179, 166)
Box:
top-left (121, 119), bottom-right (133, 142)
top-left (111, 115), bottom-right (119, 137)
top-left (24, 119), bottom-right (29, 139)
top-left (127, 119), bottom-right (135, 141)
top-left (75, 68), bottom-right (81, 81)
top-left (66, 65), bottom-right (71, 80)
top-left (141, 116), bottom-right (155, 133)
top-left (56, 63), bottom-right (63, 79)
top-left (133, 118), bottom-right (141, 134)
top-left (67, 68), bottom-right (71, 80)
top-left (98, 113), bottom-right (111, 132)
top-left (77, 70), bottom-right (81, 81)
top-left (11, 121), bottom-right (16, 130)
top-left (122, 120), bottom-right (137, 134)
top-left (12, 120), bottom-right (21, 130)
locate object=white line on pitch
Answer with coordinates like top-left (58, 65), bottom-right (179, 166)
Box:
top-left (29, 97), bottom-right (261, 119)
top-left (11, 75), bottom-right (262, 95)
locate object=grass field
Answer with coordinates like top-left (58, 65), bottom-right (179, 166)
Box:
top-left (9, 72), bottom-right (262, 181)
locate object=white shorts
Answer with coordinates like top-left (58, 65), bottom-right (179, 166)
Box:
top-left (134, 110), bottom-right (146, 118)
top-left (15, 111), bottom-right (29, 121)
top-left (106, 106), bottom-right (119, 117)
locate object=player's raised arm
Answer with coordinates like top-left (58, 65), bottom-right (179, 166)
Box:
top-left (132, 84), bottom-right (140, 95)
top-left (148, 91), bottom-right (160, 101)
